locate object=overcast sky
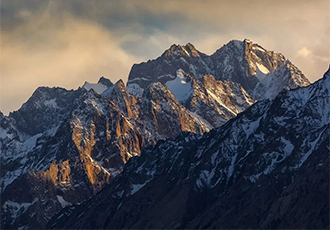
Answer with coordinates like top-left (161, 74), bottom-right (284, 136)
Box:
top-left (1, 0), bottom-right (329, 114)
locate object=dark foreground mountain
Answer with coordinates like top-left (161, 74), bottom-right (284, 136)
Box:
top-left (49, 68), bottom-right (330, 229)
top-left (0, 39), bottom-right (312, 229)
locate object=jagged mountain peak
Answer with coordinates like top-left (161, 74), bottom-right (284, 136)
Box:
top-left (213, 39), bottom-right (258, 54)
top-left (114, 79), bottom-right (126, 88)
top-left (101, 79), bottom-right (128, 99)
top-left (212, 38), bottom-right (282, 63)
top-left (162, 42), bottom-right (201, 58)
top-left (8, 86), bottom-right (83, 136)
top-left (183, 42), bottom-right (200, 57)
top-left (223, 38), bottom-right (266, 51)
top-left (83, 77), bottom-right (112, 94)
top-left (185, 42), bottom-right (196, 49)
top-left (212, 39), bottom-right (309, 94)
top-left (222, 39), bottom-right (244, 49)
top-left (97, 76), bottom-right (113, 87)
top-left (144, 82), bottom-right (174, 100)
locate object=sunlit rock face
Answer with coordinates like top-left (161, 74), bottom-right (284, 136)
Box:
top-left (1, 76), bottom-right (209, 229)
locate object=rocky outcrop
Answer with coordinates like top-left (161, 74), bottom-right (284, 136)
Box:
top-left (98, 76), bottom-right (113, 88)
top-left (186, 74), bottom-right (255, 127)
top-left (138, 82), bottom-right (208, 138)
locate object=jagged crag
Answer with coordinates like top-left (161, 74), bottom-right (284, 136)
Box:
top-left (1, 39), bottom-right (327, 229)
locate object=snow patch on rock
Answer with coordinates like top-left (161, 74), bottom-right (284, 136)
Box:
top-left (57, 195), bottom-right (71, 208)
top-left (165, 69), bottom-right (193, 103)
top-left (83, 82), bottom-right (108, 94)
top-left (126, 83), bottom-right (144, 97)
top-left (255, 63), bottom-right (270, 81)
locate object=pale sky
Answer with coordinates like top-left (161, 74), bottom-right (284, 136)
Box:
top-left (1, 0), bottom-right (329, 115)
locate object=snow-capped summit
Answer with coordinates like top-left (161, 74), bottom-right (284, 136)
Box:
top-left (83, 76), bottom-right (113, 94)
top-left (162, 42), bottom-right (201, 58)
top-left (127, 39), bottom-right (310, 100)
top-left (97, 76), bottom-right (113, 87)
top-left (210, 39), bottom-right (310, 95)
top-left (127, 42), bottom-right (210, 89)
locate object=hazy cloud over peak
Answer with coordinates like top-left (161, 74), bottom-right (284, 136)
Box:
top-left (1, 0), bottom-right (329, 114)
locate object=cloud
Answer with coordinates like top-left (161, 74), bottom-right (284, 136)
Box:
top-left (110, 0), bottom-right (329, 82)
top-left (297, 47), bottom-right (312, 57)
top-left (1, 0), bottom-right (329, 114)
top-left (0, 8), bottom-right (140, 114)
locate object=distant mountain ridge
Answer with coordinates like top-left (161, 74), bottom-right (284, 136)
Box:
top-left (127, 39), bottom-right (310, 100)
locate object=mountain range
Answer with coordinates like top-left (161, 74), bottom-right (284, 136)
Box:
top-left (1, 39), bottom-right (326, 230)
top-left (50, 67), bottom-right (330, 229)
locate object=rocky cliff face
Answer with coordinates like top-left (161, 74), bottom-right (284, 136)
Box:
top-left (9, 87), bottom-right (83, 136)
top-left (185, 74), bottom-right (255, 127)
top-left (49, 68), bottom-right (329, 229)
